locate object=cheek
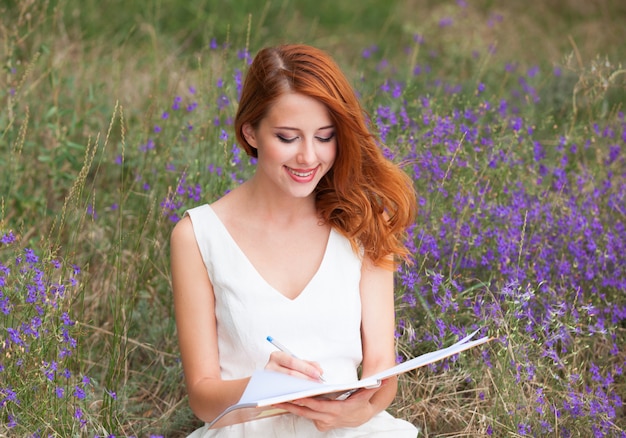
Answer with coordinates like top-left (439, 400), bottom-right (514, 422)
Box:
top-left (324, 142), bottom-right (338, 165)
top-left (257, 142), bottom-right (287, 163)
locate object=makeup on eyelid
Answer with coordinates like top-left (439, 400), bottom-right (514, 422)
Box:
top-left (275, 132), bottom-right (336, 143)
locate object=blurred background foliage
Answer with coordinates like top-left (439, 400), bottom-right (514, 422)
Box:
top-left (1, 0), bottom-right (625, 436)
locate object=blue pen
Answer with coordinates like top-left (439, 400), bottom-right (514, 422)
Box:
top-left (267, 336), bottom-right (299, 358)
top-left (266, 336), bottom-right (326, 382)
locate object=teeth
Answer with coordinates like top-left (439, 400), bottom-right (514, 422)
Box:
top-left (288, 168), bottom-right (314, 177)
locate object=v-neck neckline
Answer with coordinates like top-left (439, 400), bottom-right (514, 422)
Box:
top-left (206, 205), bottom-right (333, 302)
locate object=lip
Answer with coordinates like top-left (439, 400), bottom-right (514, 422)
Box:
top-left (285, 165), bottom-right (318, 182)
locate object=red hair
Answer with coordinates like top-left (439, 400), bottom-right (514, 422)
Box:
top-left (235, 44), bottom-right (417, 267)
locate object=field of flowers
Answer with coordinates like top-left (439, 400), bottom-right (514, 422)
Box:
top-left (1, 0), bottom-right (625, 436)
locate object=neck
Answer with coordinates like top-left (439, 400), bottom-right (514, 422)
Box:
top-left (240, 179), bottom-right (318, 224)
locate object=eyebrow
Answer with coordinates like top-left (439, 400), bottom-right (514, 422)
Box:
top-left (273, 125), bottom-right (335, 131)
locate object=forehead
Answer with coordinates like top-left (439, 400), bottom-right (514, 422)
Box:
top-left (263, 92), bottom-right (333, 127)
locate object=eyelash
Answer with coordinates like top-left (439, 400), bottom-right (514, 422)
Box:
top-left (318, 133), bottom-right (336, 143)
top-left (276, 133), bottom-right (335, 143)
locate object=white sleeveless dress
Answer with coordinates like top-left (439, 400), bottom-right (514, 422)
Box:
top-left (185, 204), bottom-right (418, 437)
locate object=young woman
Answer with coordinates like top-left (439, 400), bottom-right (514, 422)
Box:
top-left (171, 44), bottom-right (419, 437)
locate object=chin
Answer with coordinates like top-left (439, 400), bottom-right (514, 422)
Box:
top-left (286, 184), bottom-right (318, 199)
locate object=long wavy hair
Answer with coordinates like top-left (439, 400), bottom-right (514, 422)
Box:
top-left (234, 44), bottom-right (417, 268)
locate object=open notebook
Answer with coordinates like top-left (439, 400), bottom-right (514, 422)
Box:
top-left (207, 329), bottom-right (491, 429)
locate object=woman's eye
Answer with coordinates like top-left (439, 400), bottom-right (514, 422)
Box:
top-left (276, 134), bottom-right (298, 143)
top-left (316, 132), bottom-right (336, 143)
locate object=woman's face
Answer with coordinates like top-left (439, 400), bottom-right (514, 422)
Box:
top-left (242, 92), bottom-right (337, 199)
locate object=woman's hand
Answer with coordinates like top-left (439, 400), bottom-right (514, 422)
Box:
top-left (265, 351), bottom-right (326, 382)
top-left (273, 379), bottom-right (393, 431)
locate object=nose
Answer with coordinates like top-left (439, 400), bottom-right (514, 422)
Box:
top-left (296, 138), bottom-right (316, 164)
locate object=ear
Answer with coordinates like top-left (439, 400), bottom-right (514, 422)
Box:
top-left (241, 123), bottom-right (258, 149)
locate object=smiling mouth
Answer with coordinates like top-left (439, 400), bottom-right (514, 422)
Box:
top-left (286, 167), bottom-right (315, 178)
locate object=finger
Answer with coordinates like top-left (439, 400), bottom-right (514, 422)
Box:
top-left (273, 402), bottom-right (312, 417)
top-left (266, 352), bottom-right (325, 381)
top-left (344, 386), bottom-right (378, 401)
top-left (276, 401), bottom-right (338, 432)
top-left (300, 360), bottom-right (326, 382)
top-left (308, 361), bottom-right (326, 381)
top-left (279, 355), bottom-right (325, 381)
top-left (274, 401), bottom-right (327, 420)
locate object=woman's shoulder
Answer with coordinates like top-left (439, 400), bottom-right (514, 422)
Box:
top-left (206, 185), bottom-right (249, 224)
top-left (170, 214), bottom-right (195, 245)
top-left (171, 202), bottom-right (214, 243)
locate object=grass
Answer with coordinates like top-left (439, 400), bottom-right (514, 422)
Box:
top-left (1, 0), bottom-right (625, 436)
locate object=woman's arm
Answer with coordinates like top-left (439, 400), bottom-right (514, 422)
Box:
top-left (170, 216), bottom-right (249, 422)
top-left (358, 255), bottom-right (399, 407)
